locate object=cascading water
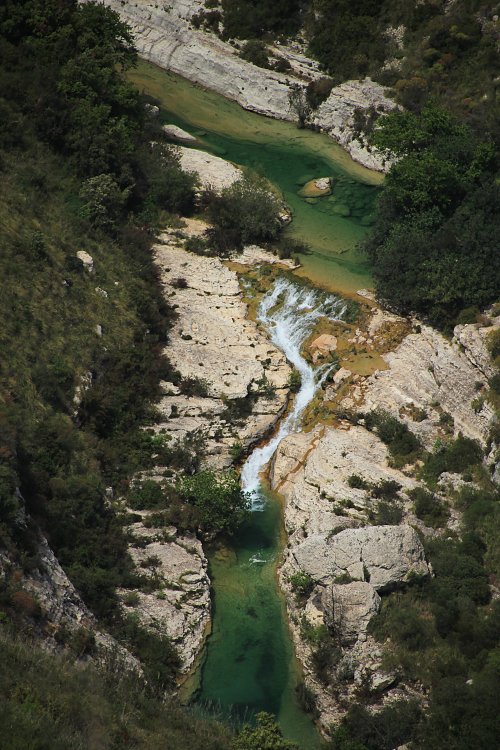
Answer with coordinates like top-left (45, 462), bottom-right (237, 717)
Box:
top-left (241, 276), bottom-right (346, 507)
top-left (196, 277), bottom-right (346, 747)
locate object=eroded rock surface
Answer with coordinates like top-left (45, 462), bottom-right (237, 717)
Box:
top-left (291, 525), bottom-right (428, 591)
top-left (1, 538), bottom-right (139, 671)
top-left (122, 519), bottom-right (210, 671)
top-left (153, 228), bottom-right (290, 469)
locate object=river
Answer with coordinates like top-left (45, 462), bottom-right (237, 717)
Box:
top-left (128, 60), bottom-right (379, 746)
top-left (128, 59), bottom-right (382, 297)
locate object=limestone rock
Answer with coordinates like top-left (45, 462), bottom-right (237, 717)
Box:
top-left (76, 250), bottom-right (94, 272)
top-left (271, 425), bottom-right (416, 538)
top-left (162, 124), bottom-right (197, 142)
top-left (177, 146), bottom-right (241, 191)
top-left (364, 323), bottom-right (492, 446)
top-left (309, 334), bottom-right (338, 363)
top-left (454, 321), bottom-right (499, 380)
top-left (291, 525), bottom-right (429, 592)
top-left (4, 536), bottom-right (140, 671)
top-left (236, 244), bottom-right (299, 270)
top-left (153, 229), bottom-right (290, 469)
top-left (124, 519), bottom-right (210, 672)
top-left (321, 581), bottom-right (381, 644)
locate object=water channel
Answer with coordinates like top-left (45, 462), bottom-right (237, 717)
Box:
top-left (128, 60), bottom-right (380, 746)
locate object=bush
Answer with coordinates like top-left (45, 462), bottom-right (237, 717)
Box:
top-left (206, 175), bottom-right (283, 252)
top-left (177, 469), bottom-right (248, 536)
top-left (410, 487), bottom-right (449, 528)
top-left (179, 376), bottom-right (210, 398)
top-left (364, 410), bottom-right (421, 461)
top-left (421, 434), bottom-right (483, 483)
top-left (240, 40), bottom-right (270, 69)
top-left (348, 474), bottom-right (369, 490)
top-left (289, 571), bottom-right (314, 600)
top-left (370, 500), bottom-right (403, 526)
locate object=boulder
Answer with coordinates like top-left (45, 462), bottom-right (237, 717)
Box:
top-left (76, 250), bottom-right (94, 272)
top-left (176, 146), bottom-right (241, 191)
top-left (292, 525), bottom-right (429, 592)
top-left (321, 581), bottom-right (380, 644)
top-left (162, 124), bottom-right (197, 142)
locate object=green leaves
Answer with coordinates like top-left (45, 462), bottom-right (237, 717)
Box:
top-left (178, 469), bottom-right (249, 536)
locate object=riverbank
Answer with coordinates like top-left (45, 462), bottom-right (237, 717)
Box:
top-left (83, 0), bottom-right (397, 172)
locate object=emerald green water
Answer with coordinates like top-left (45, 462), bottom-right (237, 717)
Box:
top-left (128, 60), bottom-right (382, 746)
top-left (200, 487), bottom-right (321, 748)
top-left (129, 59), bottom-right (382, 296)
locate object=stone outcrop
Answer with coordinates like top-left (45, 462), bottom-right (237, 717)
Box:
top-left (153, 225), bottom-right (290, 469)
top-left (291, 525), bottom-right (428, 591)
top-left (163, 123), bottom-right (197, 142)
top-left (177, 145), bottom-right (242, 191)
top-left (271, 424), bottom-right (416, 538)
top-left (1, 537), bottom-right (139, 672)
top-left (454, 316), bottom-right (499, 381)
top-left (272, 299), bottom-right (498, 728)
top-left (321, 581), bottom-right (381, 644)
top-left (363, 322), bottom-right (493, 447)
top-left (84, 0), bottom-right (396, 170)
top-left (76, 250), bottom-right (94, 272)
top-left (313, 79), bottom-right (397, 172)
top-left (122, 518), bottom-right (210, 672)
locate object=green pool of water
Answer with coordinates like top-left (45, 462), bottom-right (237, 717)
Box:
top-left (198, 487), bottom-right (321, 749)
top-left (128, 60), bottom-right (382, 296)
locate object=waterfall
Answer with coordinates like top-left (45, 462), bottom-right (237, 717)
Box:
top-left (241, 277), bottom-right (346, 509)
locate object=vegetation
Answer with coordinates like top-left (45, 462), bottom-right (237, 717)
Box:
top-left (234, 712), bottom-right (299, 750)
top-left (178, 470), bottom-right (249, 536)
top-left (206, 174), bottom-right (283, 252)
top-left (364, 410), bottom-right (421, 464)
top-left (365, 103), bottom-right (499, 328)
top-left (0, 627), bottom-right (233, 750)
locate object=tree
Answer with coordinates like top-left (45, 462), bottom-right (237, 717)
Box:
top-left (79, 173), bottom-right (128, 233)
top-left (207, 174), bottom-right (283, 252)
top-left (288, 84), bottom-right (311, 129)
top-left (177, 469), bottom-right (249, 535)
top-left (234, 713), bottom-right (299, 750)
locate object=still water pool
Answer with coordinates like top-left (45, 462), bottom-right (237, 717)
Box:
top-left (128, 59), bottom-right (382, 296)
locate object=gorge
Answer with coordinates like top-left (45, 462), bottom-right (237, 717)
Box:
top-left (1, 2), bottom-right (499, 749)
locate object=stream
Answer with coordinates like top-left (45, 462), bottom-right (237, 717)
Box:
top-left (197, 279), bottom-right (346, 747)
top-left (128, 61), bottom-right (379, 745)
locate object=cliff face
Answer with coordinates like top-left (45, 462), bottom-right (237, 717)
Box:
top-left (82, 0), bottom-right (397, 171)
top-left (271, 306), bottom-right (499, 729)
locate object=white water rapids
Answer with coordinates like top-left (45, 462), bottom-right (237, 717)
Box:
top-left (241, 277), bottom-right (346, 510)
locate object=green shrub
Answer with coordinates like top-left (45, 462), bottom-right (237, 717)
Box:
top-left (410, 487), bottom-right (449, 528)
top-left (206, 174), bottom-right (283, 252)
top-left (240, 40), bottom-right (270, 69)
top-left (347, 474), bottom-right (369, 490)
top-left (421, 434), bottom-right (483, 483)
top-left (289, 571), bottom-right (314, 600)
top-left (177, 469), bottom-right (248, 536)
top-left (364, 410), bottom-right (422, 461)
